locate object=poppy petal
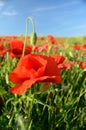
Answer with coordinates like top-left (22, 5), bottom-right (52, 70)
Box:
top-left (9, 79), bottom-right (36, 94)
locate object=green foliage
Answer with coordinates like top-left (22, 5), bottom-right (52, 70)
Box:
top-left (0, 36), bottom-right (86, 130)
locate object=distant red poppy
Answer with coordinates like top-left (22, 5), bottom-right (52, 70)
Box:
top-left (65, 61), bottom-right (73, 69)
top-left (0, 44), bottom-right (4, 50)
top-left (81, 44), bottom-right (86, 50)
top-left (0, 43), bottom-right (8, 55)
top-left (50, 38), bottom-right (57, 44)
top-left (52, 45), bottom-right (58, 51)
top-left (39, 36), bottom-right (45, 40)
top-left (42, 42), bottom-right (49, 50)
top-left (72, 44), bottom-right (81, 51)
top-left (47, 35), bottom-right (57, 44)
top-left (34, 43), bottom-right (48, 52)
top-left (34, 45), bottom-right (41, 52)
top-left (9, 54), bottom-right (62, 94)
top-left (77, 60), bottom-right (86, 69)
top-left (59, 61), bottom-right (73, 70)
top-left (47, 35), bottom-right (55, 39)
top-left (80, 62), bottom-right (86, 68)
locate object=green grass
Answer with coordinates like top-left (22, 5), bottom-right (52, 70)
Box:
top-left (0, 35), bottom-right (86, 130)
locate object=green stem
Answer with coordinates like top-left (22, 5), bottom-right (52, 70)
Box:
top-left (27, 17), bottom-right (35, 32)
top-left (22, 17), bottom-right (36, 57)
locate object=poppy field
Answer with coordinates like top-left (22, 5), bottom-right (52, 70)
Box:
top-left (0, 18), bottom-right (86, 130)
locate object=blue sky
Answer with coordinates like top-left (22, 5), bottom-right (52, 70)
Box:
top-left (0, 0), bottom-right (86, 37)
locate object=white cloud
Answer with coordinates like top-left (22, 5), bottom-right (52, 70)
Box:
top-left (2, 10), bottom-right (18, 16)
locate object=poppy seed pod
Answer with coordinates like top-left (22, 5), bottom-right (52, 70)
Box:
top-left (30, 32), bottom-right (37, 46)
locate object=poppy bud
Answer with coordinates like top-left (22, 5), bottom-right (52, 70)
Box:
top-left (30, 32), bottom-right (37, 46)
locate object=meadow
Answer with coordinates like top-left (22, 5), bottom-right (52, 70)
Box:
top-left (0, 34), bottom-right (86, 130)
top-left (0, 17), bottom-right (86, 130)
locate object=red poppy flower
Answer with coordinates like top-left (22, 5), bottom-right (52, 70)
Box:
top-left (72, 44), bottom-right (81, 51)
top-left (47, 35), bottom-right (57, 44)
top-left (9, 54), bottom-right (62, 94)
top-left (66, 61), bottom-right (73, 69)
top-left (50, 38), bottom-right (57, 44)
top-left (34, 45), bottom-right (46, 52)
top-left (0, 43), bottom-right (4, 50)
top-left (42, 42), bottom-right (49, 50)
top-left (34, 45), bottom-right (41, 52)
top-left (0, 43), bottom-right (8, 55)
top-left (47, 35), bottom-right (55, 39)
top-left (57, 61), bottom-right (73, 70)
top-left (81, 44), bottom-right (86, 50)
top-left (39, 36), bottom-right (45, 40)
top-left (9, 39), bottom-right (32, 58)
top-left (52, 45), bottom-right (58, 51)
top-left (34, 43), bottom-right (48, 52)
top-left (80, 62), bottom-right (86, 69)
top-left (77, 60), bottom-right (86, 69)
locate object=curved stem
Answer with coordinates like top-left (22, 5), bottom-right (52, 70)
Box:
top-left (27, 17), bottom-right (36, 32)
top-left (22, 17), bottom-right (36, 57)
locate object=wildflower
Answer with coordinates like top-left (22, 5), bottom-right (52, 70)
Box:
top-left (9, 39), bottom-right (32, 58)
top-left (40, 36), bottom-right (45, 40)
top-left (52, 45), bottom-right (58, 51)
top-left (50, 38), bottom-right (57, 44)
top-left (81, 44), bottom-right (86, 50)
top-left (34, 43), bottom-right (48, 52)
top-left (72, 44), bottom-right (81, 51)
top-left (0, 43), bottom-right (8, 55)
top-left (9, 54), bottom-right (62, 94)
top-left (47, 34), bottom-right (55, 39)
top-left (47, 35), bottom-right (57, 44)
top-left (77, 60), bottom-right (86, 69)
top-left (58, 61), bottom-right (73, 70)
